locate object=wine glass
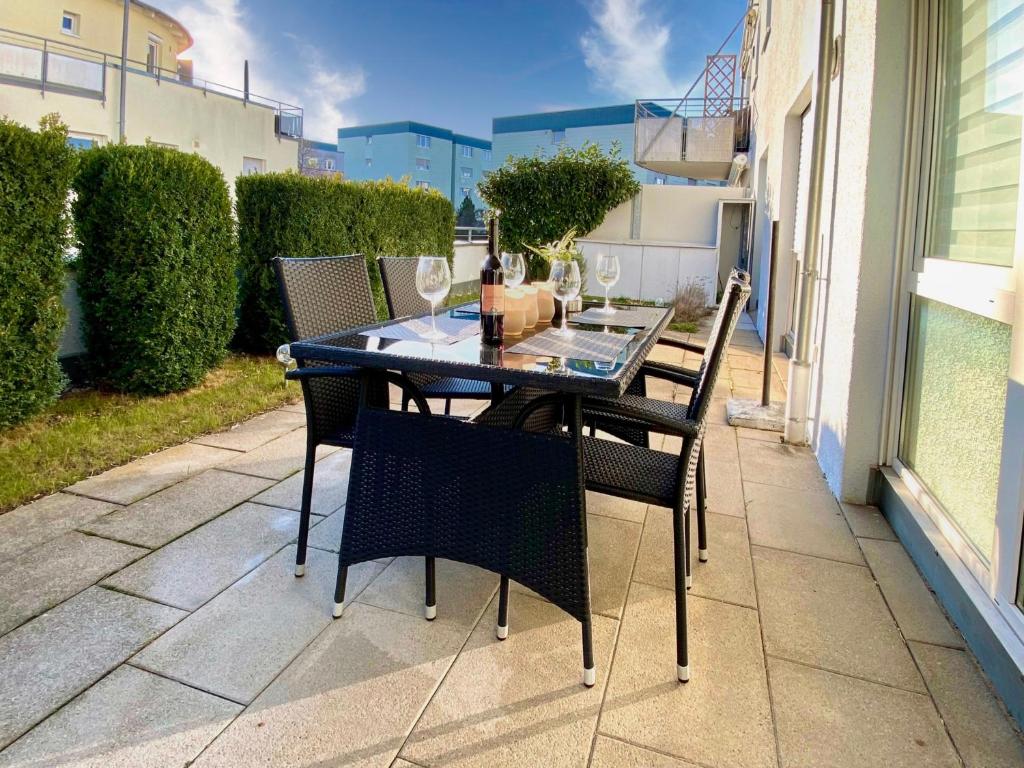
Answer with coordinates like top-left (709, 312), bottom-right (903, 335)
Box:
top-left (595, 252), bottom-right (620, 315)
top-left (415, 256), bottom-right (452, 341)
top-left (548, 259), bottom-right (581, 337)
top-left (500, 252), bottom-right (526, 288)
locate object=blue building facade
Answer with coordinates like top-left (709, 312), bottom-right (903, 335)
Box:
top-left (338, 122), bottom-right (493, 209)
top-left (301, 139), bottom-right (344, 177)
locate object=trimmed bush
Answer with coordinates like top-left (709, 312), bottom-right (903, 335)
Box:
top-left (0, 115), bottom-right (77, 429)
top-left (73, 145), bottom-right (237, 394)
top-left (235, 174), bottom-right (455, 352)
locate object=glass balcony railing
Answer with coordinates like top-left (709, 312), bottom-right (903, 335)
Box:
top-left (634, 98), bottom-right (750, 179)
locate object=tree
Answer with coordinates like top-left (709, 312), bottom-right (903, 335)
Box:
top-left (455, 195), bottom-right (477, 228)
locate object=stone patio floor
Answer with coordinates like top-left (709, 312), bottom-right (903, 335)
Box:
top-left (1, 313), bottom-right (1023, 767)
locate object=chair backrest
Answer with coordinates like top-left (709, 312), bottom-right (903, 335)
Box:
top-left (378, 256), bottom-right (431, 319)
top-left (273, 255), bottom-right (377, 342)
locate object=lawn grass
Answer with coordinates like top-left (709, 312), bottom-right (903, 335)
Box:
top-left (668, 321), bottom-right (699, 333)
top-left (0, 354), bottom-right (300, 512)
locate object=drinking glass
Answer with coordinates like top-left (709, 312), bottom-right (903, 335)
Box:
top-left (415, 256), bottom-right (452, 341)
top-left (595, 252), bottom-right (620, 315)
top-left (500, 252), bottom-right (526, 288)
top-left (548, 259), bottom-right (581, 337)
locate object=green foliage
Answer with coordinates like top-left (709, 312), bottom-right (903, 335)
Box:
top-left (455, 195), bottom-right (476, 228)
top-left (0, 115), bottom-right (77, 429)
top-left (235, 173), bottom-right (455, 351)
top-left (73, 144), bottom-right (237, 395)
top-left (479, 142), bottom-right (640, 278)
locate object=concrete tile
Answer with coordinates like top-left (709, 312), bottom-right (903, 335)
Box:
top-left (134, 546), bottom-right (383, 704)
top-left (191, 408), bottom-right (306, 452)
top-left (909, 641), bottom-right (1024, 768)
top-left (0, 532), bottom-right (147, 636)
top-left (703, 459), bottom-right (746, 517)
top-left (193, 602), bottom-right (466, 768)
top-left (859, 539), bottom-right (963, 648)
top-left (737, 439), bottom-right (828, 493)
top-left (66, 443), bottom-right (237, 505)
top-left (600, 583), bottom-right (776, 768)
top-left (702, 424), bottom-right (738, 465)
top-left (279, 401), bottom-right (306, 413)
top-left (769, 657), bottom-right (959, 768)
top-left (744, 482), bottom-right (864, 565)
top-left (307, 505), bottom-right (345, 552)
top-left (0, 587), bottom-right (184, 750)
top-left (587, 491), bottom-right (648, 524)
top-left (0, 665), bottom-right (240, 768)
top-left (0, 494), bottom-right (120, 563)
top-left (251, 449), bottom-right (352, 516)
top-left (590, 736), bottom-right (700, 767)
top-left (358, 556), bottom-right (497, 630)
top-left (222, 428), bottom-right (337, 480)
top-left (103, 503), bottom-right (299, 611)
top-left (706, 398), bottom-right (729, 426)
top-left (842, 503), bottom-right (896, 541)
top-left (752, 547), bottom-right (924, 691)
top-left (401, 593), bottom-right (617, 768)
top-left (80, 470), bottom-right (273, 549)
top-left (735, 426), bottom-right (783, 443)
top-left (635, 509), bottom-right (756, 608)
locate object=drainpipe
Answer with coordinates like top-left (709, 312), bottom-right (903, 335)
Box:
top-left (118, 0), bottom-right (129, 142)
top-left (784, 0), bottom-right (836, 445)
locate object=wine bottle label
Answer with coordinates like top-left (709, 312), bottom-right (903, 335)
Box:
top-left (481, 284), bottom-right (505, 314)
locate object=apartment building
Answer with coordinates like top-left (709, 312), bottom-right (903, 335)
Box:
top-left (300, 139), bottom-right (343, 177)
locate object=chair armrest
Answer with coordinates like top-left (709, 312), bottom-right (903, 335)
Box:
top-left (286, 366), bottom-right (431, 415)
top-left (656, 337), bottom-right (706, 355)
top-left (583, 397), bottom-right (700, 437)
top-left (640, 361), bottom-right (699, 388)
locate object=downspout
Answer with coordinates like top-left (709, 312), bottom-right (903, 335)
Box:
top-left (784, 0), bottom-right (836, 444)
top-left (118, 0), bottom-right (129, 142)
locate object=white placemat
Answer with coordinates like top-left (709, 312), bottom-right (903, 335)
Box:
top-left (360, 316), bottom-right (479, 345)
top-left (569, 307), bottom-right (659, 328)
top-left (506, 328), bottom-right (632, 363)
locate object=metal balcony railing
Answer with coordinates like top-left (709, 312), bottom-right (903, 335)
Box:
top-left (0, 27), bottom-right (303, 138)
top-left (634, 97), bottom-right (750, 169)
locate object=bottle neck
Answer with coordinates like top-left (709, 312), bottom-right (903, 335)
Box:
top-left (487, 217), bottom-right (499, 258)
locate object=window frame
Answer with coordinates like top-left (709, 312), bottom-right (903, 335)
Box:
top-left (416, 134), bottom-right (432, 149)
top-left (416, 157), bottom-right (431, 171)
top-left (146, 34), bottom-right (162, 74)
top-left (61, 11), bottom-right (80, 36)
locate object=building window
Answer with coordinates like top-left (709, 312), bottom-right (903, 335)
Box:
top-left (61, 11), bottom-right (80, 36)
top-left (66, 136), bottom-right (94, 150)
top-left (242, 157), bottom-right (265, 175)
top-left (365, 157), bottom-right (373, 167)
top-left (551, 129), bottom-right (565, 144)
top-left (416, 157), bottom-right (431, 171)
top-left (461, 167), bottom-right (472, 180)
top-left (654, 174), bottom-right (666, 185)
top-left (417, 134), bottom-right (431, 149)
top-left (461, 187), bottom-right (472, 199)
top-left (416, 180), bottom-right (430, 190)
top-left (366, 136), bottom-right (373, 145)
top-left (483, 149), bottom-right (492, 162)
top-left (146, 34), bottom-right (162, 74)
top-left (461, 145), bottom-right (473, 158)
top-left (325, 158), bottom-right (335, 171)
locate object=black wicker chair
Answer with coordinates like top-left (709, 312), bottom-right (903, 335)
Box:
top-left (377, 255), bottom-right (495, 415)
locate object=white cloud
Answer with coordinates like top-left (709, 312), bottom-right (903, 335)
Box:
top-left (580, 0), bottom-right (686, 99)
top-left (163, 0), bottom-right (364, 142)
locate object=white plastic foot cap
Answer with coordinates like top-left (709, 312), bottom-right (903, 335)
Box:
top-left (332, 601), bottom-right (345, 619)
top-left (698, 548), bottom-right (709, 563)
top-left (686, 575), bottom-right (692, 589)
top-left (678, 664), bottom-right (690, 682)
top-left (294, 563), bottom-right (306, 577)
top-left (425, 604), bottom-right (437, 620)
top-left (583, 666), bottom-right (596, 687)
top-left (496, 623), bottom-right (509, 640)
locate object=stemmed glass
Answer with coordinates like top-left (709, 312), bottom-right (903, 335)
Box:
top-left (500, 252), bottom-right (526, 288)
top-left (595, 252), bottom-right (620, 315)
top-left (549, 259), bottom-right (581, 337)
top-left (415, 256), bottom-right (452, 341)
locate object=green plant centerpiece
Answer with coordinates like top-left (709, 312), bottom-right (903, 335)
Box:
top-left (525, 227), bottom-right (587, 282)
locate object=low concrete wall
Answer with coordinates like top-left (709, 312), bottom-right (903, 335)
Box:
top-left (453, 242), bottom-right (485, 294)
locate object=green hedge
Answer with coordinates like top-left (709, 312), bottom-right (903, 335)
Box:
top-left (235, 174), bottom-right (455, 352)
top-left (0, 115), bottom-right (77, 429)
top-left (73, 145), bottom-right (237, 394)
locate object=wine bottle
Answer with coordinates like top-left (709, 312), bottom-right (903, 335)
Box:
top-left (480, 211), bottom-right (504, 344)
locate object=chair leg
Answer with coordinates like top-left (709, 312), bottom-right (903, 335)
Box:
top-left (684, 503), bottom-right (692, 590)
top-left (444, 398), bottom-right (452, 416)
top-left (294, 444), bottom-right (317, 577)
top-left (401, 393), bottom-right (411, 412)
top-left (425, 556), bottom-right (437, 620)
top-left (672, 503), bottom-right (690, 682)
top-left (496, 575), bottom-right (509, 639)
top-left (582, 616), bottom-right (596, 687)
top-left (697, 449), bottom-right (709, 563)
top-left (332, 563), bottom-right (348, 618)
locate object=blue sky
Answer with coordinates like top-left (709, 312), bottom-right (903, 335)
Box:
top-left (163, 0), bottom-right (746, 143)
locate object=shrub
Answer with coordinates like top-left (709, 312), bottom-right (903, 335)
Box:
top-left (0, 115), bottom-right (77, 429)
top-left (478, 142), bottom-right (640, 278)
top-left (673, 280), bottom-right (710, 323)
top-left (235, 173), bottom-right (455, 352)
top-left (74, 144), bottom-right (237, 394)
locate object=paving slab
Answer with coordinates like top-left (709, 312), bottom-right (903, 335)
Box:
top-left (401, 592), bottom-right (617, 768)
top-left (842, 502), bottom-right (897, 540)
top-left (0, 587), bottom-right (184, 751)
top-left (0, 532), bottom-right (147, 636)
top-left (909, 641), bottom-right (1024, 768)
top-left (193, 602), bottom-right (466, 768)
top-left (737, 439), bottom-right (829, 493)
top-left (133, 546), bottom-right (383, 704)
top-left (586, 491), bottom-right (648, 524)
top-left (599, 583), bottom-right (776, 768)
top-left (859, 539), bottom-right (963, 648)
top-left (703, 459), bottom-right (746, 518)
top-left (251, 449), bottom-right (352, 516)
top-left (752, 546), bottom-right (924, 691)
top-left (769, 657), bottom-right (959, 768)
top-left (279, 401), bottom-right (306, 413)
top-left (103, 503), bottom-right (299, 611)
top-left (221, 428), bottom-right (337, 480)
top-left (0, 665), bottom-right (240, 768)
top-left (80, 469), bottom-right (273, 549)
top-left (0, 494), bottom-right (120, 563)
top-left (191, 407), bottom-right (306, 452)
top-left (590, 736), bottom-right (700, 767)
top-left (307, 506), bottom-right (346, 553)
top-left (634, 508), bottom-right (756, 608)
top-left (66, 442), bottom-right (237, 505)
top-left (744, 482), bottom-right (864, 565)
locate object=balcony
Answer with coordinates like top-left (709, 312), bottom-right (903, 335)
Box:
top-left (634, 97), bottom-right (750, 181)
